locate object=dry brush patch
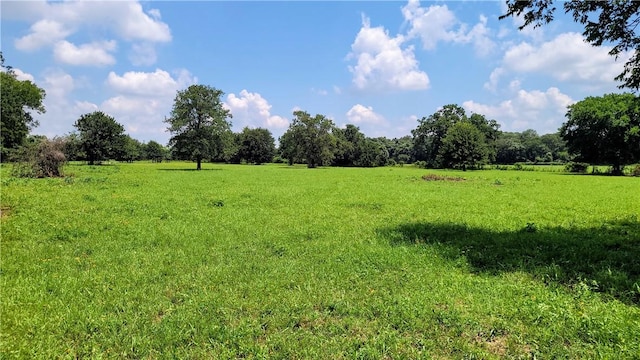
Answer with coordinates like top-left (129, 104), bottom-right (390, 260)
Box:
top-left (422, 173), bottom-right (465, 182)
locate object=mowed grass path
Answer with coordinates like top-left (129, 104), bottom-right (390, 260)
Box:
top-left (1, 162), bottom-right (639, 358)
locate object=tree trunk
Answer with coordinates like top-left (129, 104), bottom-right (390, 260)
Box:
top-left (197, 156), bottom-right (202, 170)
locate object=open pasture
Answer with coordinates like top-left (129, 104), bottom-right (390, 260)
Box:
top-left (1, 162), bottom-right (639, 358)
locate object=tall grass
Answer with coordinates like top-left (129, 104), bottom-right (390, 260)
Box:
top-left (1, 162), bottom-right (639, 358)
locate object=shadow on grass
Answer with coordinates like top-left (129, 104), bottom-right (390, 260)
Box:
top-left (378, 219), bottom-right (640, 304)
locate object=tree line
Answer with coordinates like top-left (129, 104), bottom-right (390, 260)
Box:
top-left (2, 55), bottom-right (639, 176)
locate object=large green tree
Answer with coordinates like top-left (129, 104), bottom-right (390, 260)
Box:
top-left (144, 140), bottom-right (168, 163)
top-left (237, 127), bottom-right (276, 165)
top-left (500, 1), bottom-right (640, 90)
top-left (281, 110), bottom-right (336, 168)
top-left (412, 104), bottom-right (467, 167)
top-left (74, 111), bottom-right (125, 165)
top-left (332, 124), bottom-right (365, 167)
top-left (412, 104), bottom-right (500, 168)
top-left (1, 54), bottom-right (46, 160)
top-left (560, 93), bottom-right (640, 175)
top-left (440, 121), bottom-right (488, 171)
top-left (117, 135), bottom-right (143, 163)
top-left (165, 85), bottom-right (232, 170)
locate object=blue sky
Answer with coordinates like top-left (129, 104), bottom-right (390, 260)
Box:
top-left (1, 1), bottom-right (628, 144)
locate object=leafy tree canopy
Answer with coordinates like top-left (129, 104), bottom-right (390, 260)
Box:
top-left (412, 104), bottom-right (500, 168)
top-left (165, 84), bottom-right (232, 170)
top-left (560, 93), bottom-right (640, 174)
top-left (281, 110), bottom-right (336, 168)
top-left (440, 121), bottom-right (488, 171)
top-left (237, 127), bottom-right (276, 165)
top-left (74, 111), bottom-right (125, 165)
top-left (144, 141), bottom-right (168, 163)
top-left (500, 0), bottom-right (640, 90)
top-left (1, 53), bottom-right (46, 159)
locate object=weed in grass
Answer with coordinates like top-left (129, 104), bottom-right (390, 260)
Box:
top-left (209, 199), bottom-right (225, 207)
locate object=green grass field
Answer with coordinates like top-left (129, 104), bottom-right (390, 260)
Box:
top-left (1, 162), bottom-right (639, 359)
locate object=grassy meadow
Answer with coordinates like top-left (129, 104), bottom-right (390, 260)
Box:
top-left (1, 162), bottom-right (639, 359)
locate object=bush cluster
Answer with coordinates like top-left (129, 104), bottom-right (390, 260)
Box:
top-left (11, 138), bottom-right (67, 178)
top-left (565, 162), bottom-right (589, 173)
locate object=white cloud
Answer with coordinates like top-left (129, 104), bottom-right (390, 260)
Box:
top-left (106, 69), bottom-right (185, 97)
top-left (224, 90), bottom-right (289, 130)
top-left (29, 67), bottom-right (197, 142)
top-left (100, 96), bottom-right (168, 138)
top-left (333, 85), bottom-right (342, 95)
top-left (311, 88), bottom-right (328, 96)
top-left (74, 101), bottom-right (99, 114)
top-left (42, 69), bottom-right (75, 100)
top-left (12, 68), bottom-right (35, 82)
top-left (484, 67), bottom-right (505, 92)
top-left (129, 42), bottom-right (157, 66)
top-left (466, 15), bottom-right (495, 57)
top-left (113, 4), bottom-right (170, 42)
top-left (502, 32), bottom-right (628, 88)
top-left (27, 70), bottom-right (92, 139)
top-left (15, 19), bottom-right (72, 51)
top-left (11, 1), bottom-right (171, 66)
top-left (53, 40), bottom-right (117, 66)
top-left (463, 86), bottom-right (575, 133)
top-left (347, 15), bottom-right (429, 91)
top-left (401, 1), bottom-right (495, 56)
top-left (346, 104), bottom-right (385, 125)
top-left (1, 1), bottom-right (48, 21)
top-left (148, 9), bottom-right (162, 20)
top-left (100, 69), bottom-right (197, 140)
top-left (401, 1), bottom-right (461, 50)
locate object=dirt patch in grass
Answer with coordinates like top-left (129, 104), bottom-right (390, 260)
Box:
top-left (0, 206), bottom-right (11, 218)
top-left (473, 333), bottom-right (508, 357)
top-left (422, 174), bottom-right (465, 182)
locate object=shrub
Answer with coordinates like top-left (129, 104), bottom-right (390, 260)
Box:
top-left (632, 165), bottom-right (640, 177)
top-left (11, 138), bottom-right (67, 178)
top-left (414, 160), bottom-right (427, 169)
top-left (565, 162), bottom-right (589, 173)
top-left (272, 155), bottom-right (287, 164)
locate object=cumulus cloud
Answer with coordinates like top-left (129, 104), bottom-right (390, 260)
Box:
top-left (42, 69), bottom-right (75, 100)
top-left (15, 19), bottom-right (71, 51)
top-left (224, 90), bottom-right (289, 130)
top-left (26, 70), bottom-right (97, 138)
top-left (347, 15), bottom-right (429, 91)
top-left (484, 67), bottom-right (505, 92)
top-left (101, 69), bottom-right (197, 140)
top-left (463, 86), bottom-right (575, 133)
top-left (12, 68), bottom-right (35, 82)
top-left (502, 32), bottom-right (628, 88)
top-left (106, 69), bottom-right (186, 97)
top-left (53, 40), bottom-right (117, 66)
top-left (346, 104), bottom-right (385, 125)
top-left (401, 0), bottom-right (495, 56)
top-left (129, 42), bottom-right (158, 66)
top-left (11, 1), bottom-right (171, 66)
